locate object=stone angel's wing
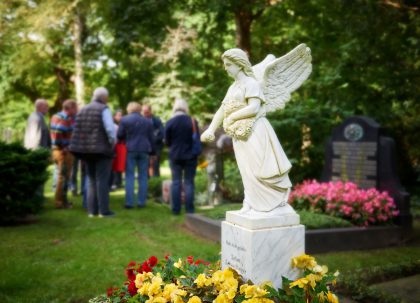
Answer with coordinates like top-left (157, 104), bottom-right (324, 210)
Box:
top-left (262, 44), bottom-right (312, 113)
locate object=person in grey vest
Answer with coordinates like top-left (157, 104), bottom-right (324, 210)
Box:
top-left (24, 99), bottom-right (51, 150)
top-left (70, 87), bottom-right (116, 218)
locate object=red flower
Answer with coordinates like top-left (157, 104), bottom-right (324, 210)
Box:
top-left (194, 259), bottom-right (210, 266)
top-left (125, 261), bottom-right (138, 281)
top-left (148, 256), bottom-right (158, 267)
top-left (165, 254), bottom-right (170, 260)
top-left (128, 280), bottom-right (137, 296)
top-left (186, 255), bottom-right (194, 265)
top-left (107, 287), bottom-right (119, 297)
top-left (141, 261), bottom-right (152, 273)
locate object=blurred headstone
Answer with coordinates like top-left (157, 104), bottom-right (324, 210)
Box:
top-left (322, 116), bottom-right (412, 230)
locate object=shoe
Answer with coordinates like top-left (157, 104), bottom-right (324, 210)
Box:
top-left (88, 213), bottom-right (97, 218)
top-left (99, 211), bottom-right (115, 218)
top-left (137, 204), bottom-right (145, 208)
top-left (124, 205), bottom-right (134, 209)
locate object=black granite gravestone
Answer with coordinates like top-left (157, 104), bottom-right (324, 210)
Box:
top-left (322, 116), bottom-right (412, 230)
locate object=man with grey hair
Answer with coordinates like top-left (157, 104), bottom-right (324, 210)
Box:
top-left (70, 87), bottom-right (116, 217)
top-left (24, 99), bottom-right (51, 150)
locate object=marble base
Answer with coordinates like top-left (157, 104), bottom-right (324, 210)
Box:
top-left (226, 209), bottom-right (300, 230)
top-left (221, 220), bottom-right (305, 288)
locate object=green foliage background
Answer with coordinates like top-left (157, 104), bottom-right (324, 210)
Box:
top-left (0, 0), bottom-right (419, 185)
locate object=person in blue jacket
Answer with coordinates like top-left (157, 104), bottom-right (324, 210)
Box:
top-left (118, 102), bottom-right (155, 208)
top-left (165, 99), bottom-right (201, 215)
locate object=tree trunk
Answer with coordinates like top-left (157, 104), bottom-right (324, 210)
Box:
top-left (52, 66), bottom-right (71, 113)
top-left (73, 8), bottom-right (85, 106)
top-left (234, 10), bottom-right (253, 56)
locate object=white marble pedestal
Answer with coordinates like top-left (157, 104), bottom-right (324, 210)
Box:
top-left (221, 210), bottom-right (305, 288)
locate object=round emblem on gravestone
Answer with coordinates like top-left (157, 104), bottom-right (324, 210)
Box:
top-left (344, 123), bottom-right (364, 141)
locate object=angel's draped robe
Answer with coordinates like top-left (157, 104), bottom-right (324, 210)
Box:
top-left (222, 77), bottom-right (292, 212)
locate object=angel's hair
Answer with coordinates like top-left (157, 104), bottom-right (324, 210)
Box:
top-left (222, 48), bottom-right (255, 78)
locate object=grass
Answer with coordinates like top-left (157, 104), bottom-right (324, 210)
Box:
top-left (1, 171), bottom-right (419, 302)
top-left (197, 203), bottom-right (353, 229)
top-left (0, 186), bottom-right (219, 303)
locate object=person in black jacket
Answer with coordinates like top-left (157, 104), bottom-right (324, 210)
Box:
top-left (142, 104), bottom-right (164, 177)
top-left (118, 102), bottom-right (155, 208)
top-left (165, 99), bottom-right (200, 215)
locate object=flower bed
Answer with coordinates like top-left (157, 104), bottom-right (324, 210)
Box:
top-left (90, 255), bottom-right (339, 303)
top-left (289, 180), bottom-right (399, 226)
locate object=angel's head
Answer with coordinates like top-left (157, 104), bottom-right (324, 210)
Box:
top-left (222, 48), bottom-right (255, 79)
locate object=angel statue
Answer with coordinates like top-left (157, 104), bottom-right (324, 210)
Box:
top-left (201, 44), bottom-right (312, 216)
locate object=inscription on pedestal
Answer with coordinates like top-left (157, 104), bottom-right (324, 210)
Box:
top-left (225, 240), bottom-right (247, 275)
top-left (222, 221), bottom-right (305, 288)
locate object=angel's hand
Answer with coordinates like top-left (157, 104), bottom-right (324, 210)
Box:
top-left (201, 129), bottom-right (215, 142)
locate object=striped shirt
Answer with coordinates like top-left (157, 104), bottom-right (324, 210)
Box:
top-left (50, 111), bottom-right (74, 148)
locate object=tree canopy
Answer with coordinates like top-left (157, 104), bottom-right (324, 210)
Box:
top-left (0, 0), bottom-right (418, 185)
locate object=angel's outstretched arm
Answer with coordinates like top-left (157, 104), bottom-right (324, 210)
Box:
top-left (201, 106), bottom-right (224, 142)
top-left (226, 98), bottom-right (260, 125)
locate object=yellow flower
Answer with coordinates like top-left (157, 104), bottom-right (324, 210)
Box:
top-left (212, 270), bottom-right (224, 284)
top-left (150, 297), bottom-right (167, 303)
top-left (291, 254), bottom-right (317, 270)
top-left (239, 284), bottom-right (267, 299)
top-left (243, 298), bottom-right (273, 303)
top-left (162, 283), bottom-right (177, 300)
top-left (313, 265), bottom-right (328, 275)
top-left (221, 277), bottom-right (238, 292)
top-left (170, 287), bottom-right (188, 303)
top-left (148, 281), bottom-right (162, 296)
top-left (194, 274), bottom-right (208, 288)
top-left (138, 282), bottom-right (151, 296)
top-left (289, 277), bottom-right (309, 289)
top-left (136, 272), bottom-right (155, 288)
top-left (188, 296), bottom-right (202, 303)
top-left (326, 291), bottom-right (339, 303)
top-left (317, 291), bottom-right (327, 303)
top-left (214, 293), bottom-right (230, 303)
top-left (198, 161), bottom-right (208, 169)
top-left (174, 296), bottom-right (184, 303)
top-left (226, 289), bottom-right (237, 300)
top-left (222, 268), bottom-right (234, 280)
top-left (243, 285), bottom-right (257, 298)
top-left (305, 274), bottom-right (322, 290)
top-left (174, 258), bottom-right (183, 269)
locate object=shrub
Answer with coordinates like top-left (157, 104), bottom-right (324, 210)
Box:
top-left (337, 260), bottom-right (420, 303)
top-left (195, 168), bottom-right (208, 194)
top-left (220, 158), bottom-right (244, 202)
top-left (298, 210), bottom-right (353, 230)
top-left (0, 141), bottom-right (50, 223)
top-left (289, 180), bottom-right (399, 226)
top-left (148, 176), bottom-right (166, 200)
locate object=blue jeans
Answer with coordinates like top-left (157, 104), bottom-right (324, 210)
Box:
top-left (86, 157), bottom-right (112, 215)
top-left (170, 158), bottom-right (197, 214)
top-left (125, 151), bottom-right (149, 207)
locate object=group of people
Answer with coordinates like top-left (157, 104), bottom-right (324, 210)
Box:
top-left (24, 87), bottom-right (201, 217)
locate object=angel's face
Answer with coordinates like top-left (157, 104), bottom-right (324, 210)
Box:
top-left (223, 59), bottom-right (241, 78)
